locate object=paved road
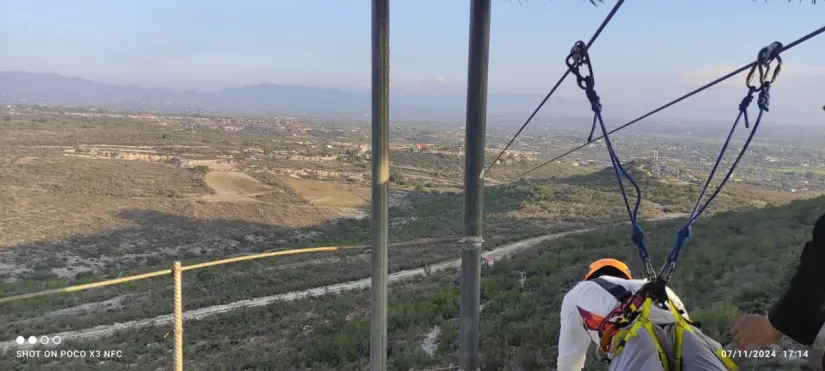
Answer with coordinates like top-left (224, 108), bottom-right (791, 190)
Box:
top-left (0, 213), bottom-right (687, 350)
top-left (389, 164), bottom-right (504, 185)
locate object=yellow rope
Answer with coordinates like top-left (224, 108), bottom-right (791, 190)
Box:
top-left (0, 246), bottom-right (341, 304)
top-left (0, 269), bottom-right (172, 304)
top-left (173, 261), bottom-right (184, 371)
top-left (181, 246), bottom-right (340, 271)
top-left (0, 236), bottom-right (460, 304)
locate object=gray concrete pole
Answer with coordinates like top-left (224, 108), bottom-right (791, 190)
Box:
top-left (369, 0), bottom-right (390, 370)
top-left (459, 0), bottom-right (491, 370)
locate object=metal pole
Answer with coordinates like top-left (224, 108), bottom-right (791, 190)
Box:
top-left (460, 0), bottom-right (491, 370)
top-left (370, 0), bottom-right (390, 370)
top-left (172, 261), bottom-right (183, 371)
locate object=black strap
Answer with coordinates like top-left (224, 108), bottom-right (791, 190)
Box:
top-left (590, 277), bottom-right (633, 302)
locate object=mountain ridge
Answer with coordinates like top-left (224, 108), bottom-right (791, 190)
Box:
top-left (0, 70), bottom-right (620, 123)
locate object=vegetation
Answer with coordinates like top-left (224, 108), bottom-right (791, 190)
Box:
top-left (1, 106), bottom-right (823, 370)
top-left (192, 165), bottom-right (210, 174)
top-left (3, 196), bottom-right (822, 370)
top-left (0, 172), bottom-right (702, 341)
top-left (556, 159), bottom-right (781, 213)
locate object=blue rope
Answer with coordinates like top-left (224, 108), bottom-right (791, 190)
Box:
top-left (567, 40), bottom-right (781, 283)
top-left (662, 85), bottom-right (772, 276)
top-left (591, 96), bottom-right (650, 268)
top-left (567, 42), bottom-right (654, 278)
top-left (660, 43), bottom-right (782, 279)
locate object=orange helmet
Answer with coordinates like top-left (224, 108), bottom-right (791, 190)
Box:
top-left (584, 258), bottom-right (631, 280)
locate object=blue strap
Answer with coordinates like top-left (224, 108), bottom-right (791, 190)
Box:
top-left (663, 83), bottom-right (772, 274)
top-left (568, 40), bottom-right (780, 283)
top-left (588, 86), bottom-right (649, 266)
top-left (661, 42), bottom-right (782, 279)
top-left (567, 41), bottom-right (654, 278)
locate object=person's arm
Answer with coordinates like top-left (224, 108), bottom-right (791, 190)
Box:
top-left (557, 292), bottom-right (592, 371)
top-left (818, 323), bottom-right (825, 344)
top-left (768, 213), bottom-right (825, 346)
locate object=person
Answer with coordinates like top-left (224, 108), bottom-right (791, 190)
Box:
top-left (557, 258), bottom-right (737, 371)
top-left (730, 212), bottom-right (825, 365)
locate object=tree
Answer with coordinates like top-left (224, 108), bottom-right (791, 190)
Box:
top-left (389, 172), bottom-right (405, 185)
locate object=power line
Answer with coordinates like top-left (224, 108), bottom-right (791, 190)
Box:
top-left (508, 23), bottom-right (825, 182)
top-left (483, 0), bottom-right (626, 177)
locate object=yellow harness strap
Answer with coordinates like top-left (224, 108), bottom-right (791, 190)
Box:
top-left (608, 297), bottom-right (739, 371)
top-left (611, 297), bottom-right (671, 371)
top-left (663, 299), bottom-right (739, 371)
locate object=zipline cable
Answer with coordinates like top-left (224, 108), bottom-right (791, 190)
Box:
top-left (483, 0), bottom-right (626, 177)
top-left (508, 24), bottom-right (825, 182)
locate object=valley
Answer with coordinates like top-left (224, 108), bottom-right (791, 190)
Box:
top-left (0, 105), bottom-right (823, 370)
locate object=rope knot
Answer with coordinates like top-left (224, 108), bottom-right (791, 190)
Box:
top-left (666, 225), bottom-right (692, 264)
top-left (676, 225), bottom-right (691, 246)
top-left (757, 84), bottom-right (771, 112)
top-left (585, 85), bottom-right (602, 113)
top-left (631, 224), bottom-right (645, 247)
top-left (738, 91), bottom-right (754, 112)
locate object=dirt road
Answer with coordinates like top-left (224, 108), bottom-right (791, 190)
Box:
top-left (0, 213), bottom-right (687, 350)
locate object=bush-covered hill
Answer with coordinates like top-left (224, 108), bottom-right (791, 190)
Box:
top-left (7, 196), bottom-right (822, 371)
top-left (296, 194), bottom-right (824, 370)
top-left (0, 162), bottom-right (804, 358)
top-left (556, 159), bottom-right (790, 213)
top-left (391, 159), bottom-right (798, 244)
top-left (0, 172), bottom-right (680, 343)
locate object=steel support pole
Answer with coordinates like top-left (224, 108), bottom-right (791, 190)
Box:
top-left (369, 0), bottom-right (390, 370)
top-left (459, 0), bottom-right (491, 370)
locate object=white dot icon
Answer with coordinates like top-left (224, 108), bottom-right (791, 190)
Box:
top-left (15, 336), bottom-right (24, 345)
top-left (27, 336), bottom-right (36, 344)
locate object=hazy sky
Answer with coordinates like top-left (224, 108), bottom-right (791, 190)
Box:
top-left (1, 0), bottom-right (824, 121)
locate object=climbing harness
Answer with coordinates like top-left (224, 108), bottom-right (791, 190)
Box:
top-left (588, 278), bottom-right (738, 371)
top-left (566, 41), bottom-right (656, 282)
top-left (607, 295), bottom-right (739, 371)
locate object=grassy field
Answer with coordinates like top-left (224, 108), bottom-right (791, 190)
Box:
top-left (205, 172), bottom-right (273, 197)
top-left (769, 166), bottom-right (825, 175)
top-left (280, 177), bottom-right (367, 208)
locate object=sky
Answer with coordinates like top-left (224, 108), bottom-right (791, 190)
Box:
top-left (1, 0), bottom-right (824, 122)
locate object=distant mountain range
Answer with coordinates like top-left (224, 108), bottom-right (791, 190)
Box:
top-left (0, 71), bottom-right (611, 124)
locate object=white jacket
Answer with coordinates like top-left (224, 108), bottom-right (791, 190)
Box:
top-left (556, 276), bottom-right (688, 371)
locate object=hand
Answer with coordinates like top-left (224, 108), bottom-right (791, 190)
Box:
top-left (730, 314), bottom-right (783, 349)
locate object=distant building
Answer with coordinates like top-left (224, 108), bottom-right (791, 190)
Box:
top-left (411, 143), bottom-right (433, 152)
